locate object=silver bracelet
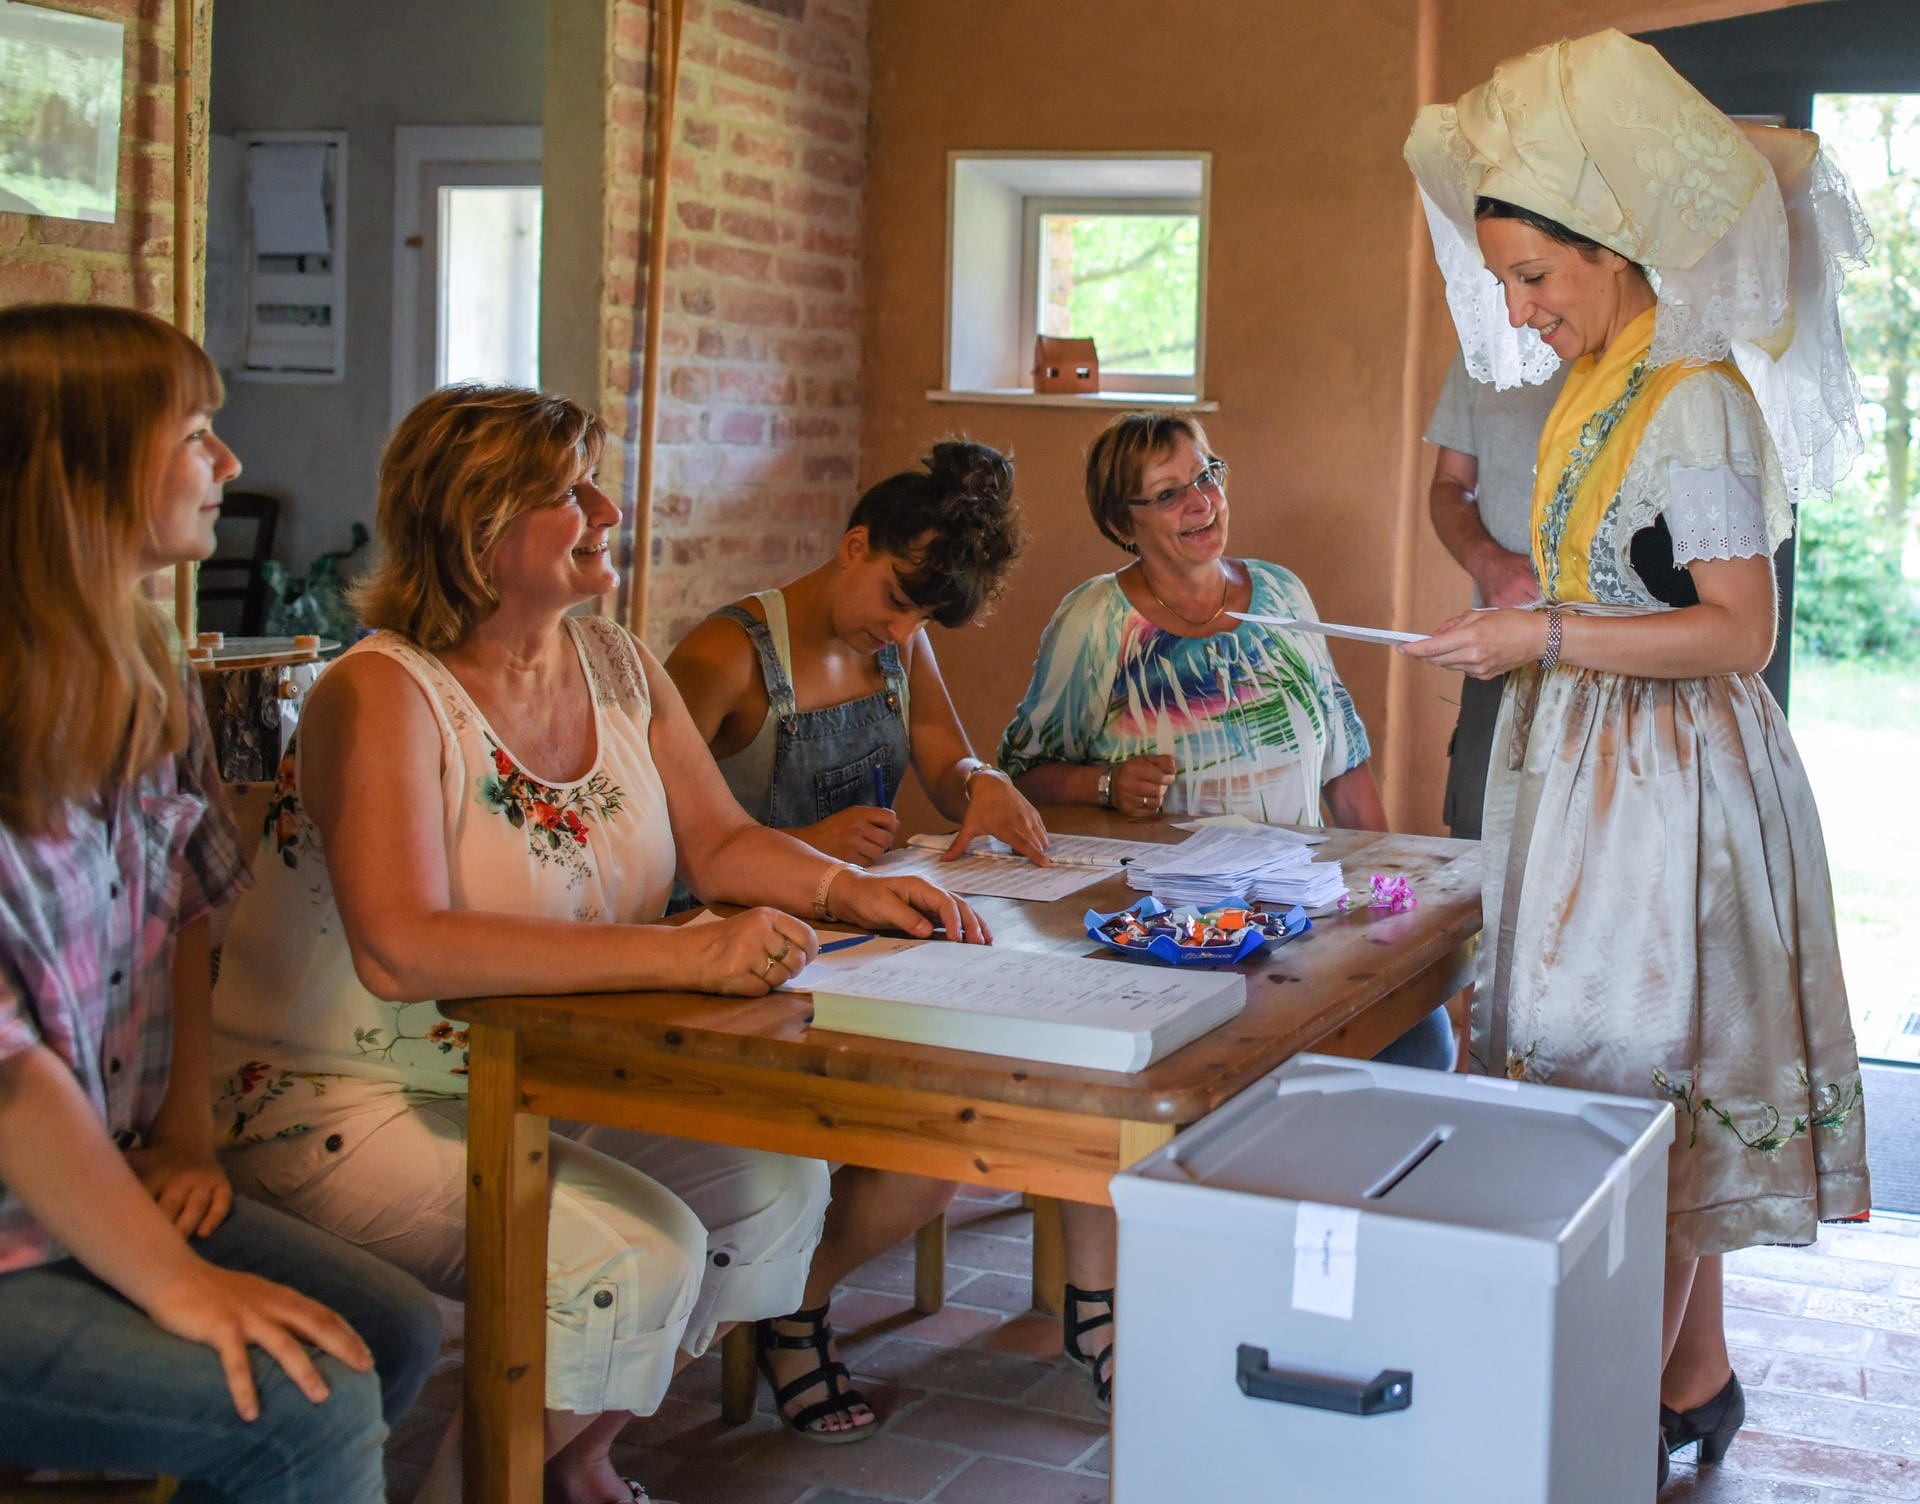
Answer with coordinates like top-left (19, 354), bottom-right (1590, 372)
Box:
top-left (1096, 767), bottom-right (1114, 807)
top-left (1540, 607), bottom-right (1564, 674)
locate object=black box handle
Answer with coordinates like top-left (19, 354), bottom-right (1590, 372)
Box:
top-left (1236, 1344), bottom-right (1412, 1417)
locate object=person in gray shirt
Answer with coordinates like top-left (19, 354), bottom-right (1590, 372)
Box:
top-left (1423, 351), bottom-right (1565, 838)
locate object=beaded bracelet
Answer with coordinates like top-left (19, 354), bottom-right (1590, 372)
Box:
top-left (1540, 607), bottom-right (1564, 674)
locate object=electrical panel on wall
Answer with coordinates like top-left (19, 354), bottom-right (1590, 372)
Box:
top-left (205, 129), bottom-right (347, 383)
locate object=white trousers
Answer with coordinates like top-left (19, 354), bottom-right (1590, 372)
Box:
top-left (221, 1097), bottom-right (828, 1415)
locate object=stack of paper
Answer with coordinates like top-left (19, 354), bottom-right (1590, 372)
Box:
top-left (809, 942), bottom-right (1247, 1072)
top-left (1125, 828), bottom-right (1348, 911)
top-left (1248, 860), bottom-right (1349, 909)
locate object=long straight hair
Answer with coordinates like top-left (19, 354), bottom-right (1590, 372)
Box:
top-left (0, 303), bottom-right (223, 836)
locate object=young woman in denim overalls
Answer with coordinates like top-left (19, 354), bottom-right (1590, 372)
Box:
top-left (666, 439), bottom-right (1046, 1441)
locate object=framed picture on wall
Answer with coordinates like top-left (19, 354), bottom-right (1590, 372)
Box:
top-left (0, 0), bottom-right (124, 223)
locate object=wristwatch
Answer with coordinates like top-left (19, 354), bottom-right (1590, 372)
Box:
top-left (1096, 767), bottom-right (1114, 808)
top-left (1540, 607), bottom-right (1564, 674)
top-left (963, 761), bottom-right (1007, 798)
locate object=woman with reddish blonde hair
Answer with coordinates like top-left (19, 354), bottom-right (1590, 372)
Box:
top-left (0, 303), bottom-right (441, 1502)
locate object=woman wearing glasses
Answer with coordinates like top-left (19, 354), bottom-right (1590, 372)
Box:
top-left (998, 410), bottom-right (1385, 829)
top-left (996, 411), bottom-right (1444, 1412)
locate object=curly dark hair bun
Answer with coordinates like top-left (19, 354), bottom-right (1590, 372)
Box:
top-left (848, 437), bottom-right (1023, 628)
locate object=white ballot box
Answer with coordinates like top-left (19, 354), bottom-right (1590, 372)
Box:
top-left (1108, 1055), bottom-right (1674, 1504)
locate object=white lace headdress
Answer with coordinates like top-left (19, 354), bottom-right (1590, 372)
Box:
top-left (1403, 28), bottom-right (1871, 502)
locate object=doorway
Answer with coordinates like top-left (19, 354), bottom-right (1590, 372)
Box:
top-left (1792, 93), bottom-right (1920, 1068)
top-left (390, 125), bottom-right (544, 424)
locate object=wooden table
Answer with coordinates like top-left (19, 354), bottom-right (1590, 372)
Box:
top-left (456, 814), bottom-right (1479, 1502)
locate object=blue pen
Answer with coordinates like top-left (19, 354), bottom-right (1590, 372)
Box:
top-left (819, 934), bottom-right (875, 955)
top-left (872, 766), bottom-right (890, 809)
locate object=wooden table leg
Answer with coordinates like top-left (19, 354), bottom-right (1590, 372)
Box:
top-left (719, 1323), bottom-right (757, 1425)
top-left (1029, 1195), bottom-right (1064, 1317)
top-left (913, 1213), bottom-right (947, 1314)
top-left (465, 1025), bottom-right (550, 1504)
top-left (1118, 1119), bottom-right (1176, 1166)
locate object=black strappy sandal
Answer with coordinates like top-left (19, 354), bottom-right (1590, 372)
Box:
top-left (755, 1304), bottom-right (878, 1444)
top-left (1062, 1282), bottom-right (1114, 1411)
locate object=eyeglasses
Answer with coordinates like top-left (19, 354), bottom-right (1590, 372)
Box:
top-left (1127, 459), bottom-right (1228, 512)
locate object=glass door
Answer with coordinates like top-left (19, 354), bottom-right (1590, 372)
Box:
top-left (1794, 95), bottom-right (1920, 1063)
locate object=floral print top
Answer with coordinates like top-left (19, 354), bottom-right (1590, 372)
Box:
top-left (996, 561), bottom-right (1371, 827)
top-left (209, 617), bottom-right (675, 1149)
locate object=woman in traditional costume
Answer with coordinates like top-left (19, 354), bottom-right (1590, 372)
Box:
top-left (1403, 31), bottom-right (1872, 1482)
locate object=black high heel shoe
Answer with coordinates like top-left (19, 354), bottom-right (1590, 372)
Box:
top-left (1062, 1282), bottom-right (1114, 1411)
top-left (1661, 1371), bottom-right (1745, 1465)
top-left (755, 1305), bottom-right (877, 1444)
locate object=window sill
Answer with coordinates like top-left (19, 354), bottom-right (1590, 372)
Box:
top-left (925, 387), bottom-right (1218, 411)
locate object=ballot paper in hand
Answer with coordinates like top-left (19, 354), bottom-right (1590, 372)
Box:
top-left (1227, 611), bottom-right (1427, 646)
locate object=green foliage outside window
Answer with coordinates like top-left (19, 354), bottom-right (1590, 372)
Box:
top-left (1040, 213), bottom-right (1199, 376)
top-left (1794, 451), bottom-right (1920, 662)
top-left (1799, 95), bottom-right (1920, 664)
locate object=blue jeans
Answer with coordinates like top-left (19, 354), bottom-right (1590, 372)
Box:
top-left (1373, 1003), bottom-right (1457, 1072)
top-left (0, 1196), bottom-right (442, 1504)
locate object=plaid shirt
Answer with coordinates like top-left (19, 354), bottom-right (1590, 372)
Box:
top-left (0, 686), bottom-right (249, 1273)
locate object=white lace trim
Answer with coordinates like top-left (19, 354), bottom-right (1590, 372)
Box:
top-left (1661, 465), bottom-right (1769, 563)
top-left (1644, 178), bottom-right (1789, 368)
top-left (1419, 187), bottom-right (1561, 391)
top-left (1729, 149), bottom-right (1871, 503)
top-left (1615, 367), bottom-right (1791, 564)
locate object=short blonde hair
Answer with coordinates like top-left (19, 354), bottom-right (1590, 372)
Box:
top-left (0, 303), bottom-right (221, 836)
top-left (353, 385), bottom-right (608, 651)
top-left (1083, 410), bottom-right (1217, 552)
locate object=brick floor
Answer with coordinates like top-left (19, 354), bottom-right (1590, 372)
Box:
top-left (387, 1194), bottom-right (1920, 1502)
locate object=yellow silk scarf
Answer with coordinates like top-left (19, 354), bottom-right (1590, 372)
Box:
top-left (1530, 307), bottom-right (1748, 603)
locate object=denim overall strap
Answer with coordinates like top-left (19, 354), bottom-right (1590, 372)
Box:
top-left (712, 603), bottom-right (798, 719)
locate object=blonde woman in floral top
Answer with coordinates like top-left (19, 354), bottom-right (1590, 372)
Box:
top-left (209, 386), bottom-right (986, 1504)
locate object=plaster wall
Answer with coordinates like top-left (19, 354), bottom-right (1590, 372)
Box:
top-left (207, 0), bottom-right (546, 571)
top-left (863, 0), bottom-right (1826, 834)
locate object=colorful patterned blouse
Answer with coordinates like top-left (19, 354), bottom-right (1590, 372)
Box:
top-left (208, 617), bottom-right (675, 1154)
top-left (996, 561), bottom-right (1370, 827)
top-left (0, 685), bottom-right (248, 1273)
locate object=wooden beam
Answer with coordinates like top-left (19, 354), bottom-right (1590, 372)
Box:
top-left (625, 0), bottom-right (688, 644)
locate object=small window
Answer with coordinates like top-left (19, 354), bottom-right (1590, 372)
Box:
top-left (1028, 202), bottom-right (1201, 392)
top-left (941, 154), bottom-right (1209, 404)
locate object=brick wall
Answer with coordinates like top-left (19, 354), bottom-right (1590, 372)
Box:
top-left (601, 0), bottom-right (869, 649)
top-left (0, 0), bottom-right (207, 320)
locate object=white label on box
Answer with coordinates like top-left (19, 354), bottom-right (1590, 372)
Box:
top-left (1292, 1202), bottom-right (1360, 1320)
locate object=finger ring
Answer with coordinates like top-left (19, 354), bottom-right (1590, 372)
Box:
top-left (760, 953), bottom-right (779, 978)
top-left (772, 941), bottom-right (792, 964)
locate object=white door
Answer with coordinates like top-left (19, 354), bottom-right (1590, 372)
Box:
top-left (390, 126), bottom-right (543, 424)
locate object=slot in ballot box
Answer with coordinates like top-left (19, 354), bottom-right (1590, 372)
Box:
top-left (1108, 1055), bottom-right (1674, 1503)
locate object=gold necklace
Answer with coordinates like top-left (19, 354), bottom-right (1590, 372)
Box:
top-left (1139, 565), bottom-right (1231, 629)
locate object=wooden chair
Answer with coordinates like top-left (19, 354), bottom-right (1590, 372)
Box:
top-left (0, 1476), bottom-right (175, 1502)
top-left (195, 490), bottom-right (279, 638)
